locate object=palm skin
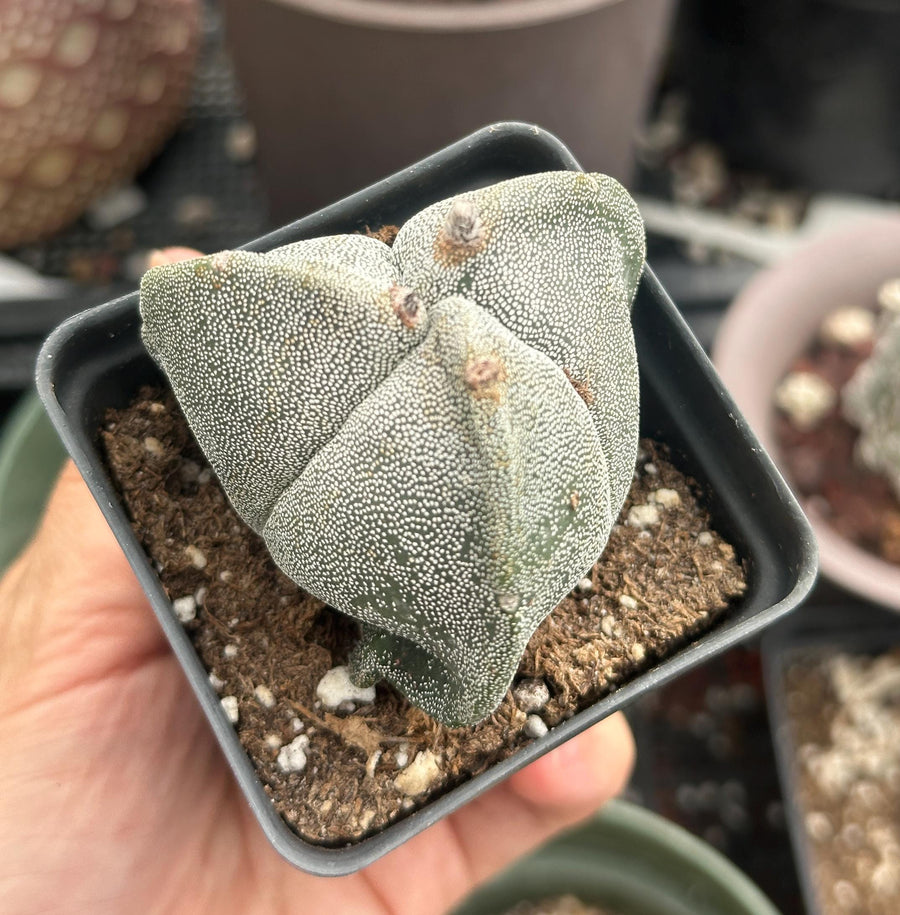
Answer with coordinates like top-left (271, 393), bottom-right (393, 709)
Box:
top-left (0, 249), bottom-right (634, 915)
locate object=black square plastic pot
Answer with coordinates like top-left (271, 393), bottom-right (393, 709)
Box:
top-left (37, 122), bottom-right (817, 876)
top-left (762, 604), bottom-right (900, 915)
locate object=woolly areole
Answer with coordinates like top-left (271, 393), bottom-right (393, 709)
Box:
top-left (140, 171), bottom-right (646, 726)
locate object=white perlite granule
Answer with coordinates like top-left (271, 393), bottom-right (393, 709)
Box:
top-left (513, 679), bottom-right (550, 713)
top-left (221, 696), bottom-right (239, 724)
top-left (394, 750), bottom-right (442, 797)
top-left (649, 488), bottom-right (681, 509)
top-left (253, 685), bottom-right (276, 709)
top-left (277, 735), bottom-right (310, 774)
top-left (316, 666), bottom-right (376, 710)
top-left (627, 504), bottom-right (661, 529)
top-left (172, 595), bottom-right (196, 623)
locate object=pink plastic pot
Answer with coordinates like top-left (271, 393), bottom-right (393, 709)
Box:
top-left (714, 216), bottom-right (900, 611)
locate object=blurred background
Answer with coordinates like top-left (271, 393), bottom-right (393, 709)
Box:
top-left (2, 2), bottom-right (900, 912)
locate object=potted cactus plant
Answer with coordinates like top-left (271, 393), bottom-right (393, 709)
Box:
top-left (714, 218), bottom-right (900, 610)
top-left (37, 123), bottom-right (815, 875)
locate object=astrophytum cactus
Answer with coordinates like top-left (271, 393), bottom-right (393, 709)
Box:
top-left (844, 315), bottom-right (900, 500)
top-left (140, 172), bottom-right (646, 726)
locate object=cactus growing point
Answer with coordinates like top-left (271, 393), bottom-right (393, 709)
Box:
top-left (139, 171), bottom-right (645, 726)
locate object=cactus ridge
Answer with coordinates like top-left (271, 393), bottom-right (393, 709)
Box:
top-left (140, 171), bottom-right (645, 726)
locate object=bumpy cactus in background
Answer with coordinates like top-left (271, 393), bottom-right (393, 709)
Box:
top-left (844, 316), bottom-right (900, 500)
top-left (140, 172), bottom-right (645, 726)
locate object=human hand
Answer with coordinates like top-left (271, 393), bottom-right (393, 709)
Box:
top-left (0, 249), bottom-right (635, 915)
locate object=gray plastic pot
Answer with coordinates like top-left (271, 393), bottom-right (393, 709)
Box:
top-left (220, 0), bottom-right (674, 222)
top-left (37, 122), bottom-right (816, 875)
top-left (453, 798), bottom-right (780, 915)
top-left (713, 216), bottom-right (900, 611)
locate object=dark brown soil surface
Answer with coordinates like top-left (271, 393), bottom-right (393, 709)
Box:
top-left (775, 331), bottom-right (900, 565)
top-left (783, 649), bottom-right (900, 914)
top-left (503, 896), bottom-right (618, 915)
top-left (101, 388), bottom-right (746, 846)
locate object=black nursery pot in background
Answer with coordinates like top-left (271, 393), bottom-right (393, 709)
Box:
top-left (37, 123), bottom-right (817, 876)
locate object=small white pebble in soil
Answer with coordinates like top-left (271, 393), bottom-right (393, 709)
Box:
top-left (627, 504), bottom-right (661, 529)
top-left (697, 531), bottom-right (714, 546)
top-left (194, 586), bottom-right (207, 607)
top-left (631, 643), bottom-right (647, 662)
top-left (394, 750), bottom-right (442, 797)
top-left (774, 371), bottom-right (836, 432)
top-left (644, 462), bottom-right (658, 476)
top-left (514, 679), bottom-right (550, 713)
top-left (221, 696), bottom-right (239, 724)
top-left (197, 468), bottom-right (213, 485)
top-left (315, 666), bottom-right (376, 711)
top-left (276, 735), bottom-right (310, 774)
top-left (395, 744), bottom-right (410, 769)
top-left (264, 734), bottom-right (282, 752)
top-left (143, 436), bottom-right (164, 457)
top-left (223, 643), bottom-right (238, 659)
top-left (649, 488), bottom-right (681, 509)
top-left (171, 595), bottom-right (196, 623)
top-left (184, 545), bottom-right (207, 569)
top-left (219, 570), bottom-right (233, 583)
top-left (523, 714), bottom-right (549, 739)
top-left (208, 672), bottom-right (224, 691)
top-left (290, 717), bottom-right (304, 733)
top-left (576, 577), bottom-right (593, 594)
top-left (618, 594), bottom-right (639, 611)
top-left (601, 615), bottom-right (616, 637)
top-left (804, 811), bottom-right (833, 843)
top-left (820, 306), bottom-right (876, 348)
top-left (254, 685), bottom-right (276, 709)
top-left (357, 809), bottom-right (376, 833)
top-left (877, 278), bottom-right (900, 314)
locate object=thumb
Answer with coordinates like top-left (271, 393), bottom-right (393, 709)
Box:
top-left (0, 460), bottom-right (159, 702)
top-left (0, 246), bottom-right (206, 697)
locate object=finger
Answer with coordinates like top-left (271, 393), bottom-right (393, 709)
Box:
top-left (362, 713), bottom-right (635, 915)
top-left (148, 247), bottom-right (203, 267)
top-left (506, 710), bottom-right (635, 811)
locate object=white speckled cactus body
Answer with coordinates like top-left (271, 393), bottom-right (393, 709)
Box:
top-left (844, 316), bottom-right (900, 499)
top-left (140, 172), bottom-right (646, 726)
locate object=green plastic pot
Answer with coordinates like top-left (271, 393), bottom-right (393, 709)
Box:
top-left (453, 800), bottom-right (780, 915)
top-left (0, 392), bottom-right (66, 575)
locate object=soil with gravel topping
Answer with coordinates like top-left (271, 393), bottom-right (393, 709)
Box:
top-left (101, 388), bottom-right (746, 845)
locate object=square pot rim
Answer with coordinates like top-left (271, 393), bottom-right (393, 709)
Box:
top-left (36, 121), bottom-right (817, 876)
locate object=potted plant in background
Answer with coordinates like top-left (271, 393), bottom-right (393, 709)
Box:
top-left (0, 0), bottom-right (200, 248)
top-left (37, 122), bottom-right (815, 875)
top-left (763, 603), bottom-right (900, 915)
top-left (714, 216), bottom-right (900, 610)
top-left (452, 798), bottom-right (780, 915)
top-left (217, 0), bottom-right (675, 222)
